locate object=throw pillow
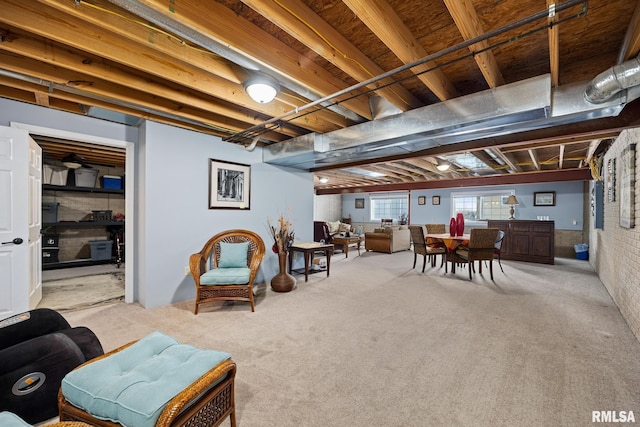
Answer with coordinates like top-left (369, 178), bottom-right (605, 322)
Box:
top-left (338, 222), bottom-right (351, 232)
top-left (328, 221), bottom-right (341, 233)
top-left (218, 241), bottom-right (249, 268)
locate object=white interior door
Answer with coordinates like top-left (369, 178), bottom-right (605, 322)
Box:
top-left (0, 125), bottom-right (41, 320)
top-left (28, 135), bottom-right (42, 309)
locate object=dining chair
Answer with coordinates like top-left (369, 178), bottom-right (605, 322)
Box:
top-left (409, 226), bottom-right (446, 272)
top-left (425, 224), bottom-right (446, 234)
top-left (454, 228), bottom-right (500, 280)
top-left (425, 223), bottom-right (447, 268)
top-left (494, 230), bottom-right (506, 272)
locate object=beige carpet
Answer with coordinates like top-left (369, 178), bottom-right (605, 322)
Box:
top-left (57, 252), bottom-right (640, 427)
top-left (38, 271), bottom-right (125, 312)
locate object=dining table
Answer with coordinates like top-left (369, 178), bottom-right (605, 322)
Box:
top-left (424, 233), bottom-right (471, 273)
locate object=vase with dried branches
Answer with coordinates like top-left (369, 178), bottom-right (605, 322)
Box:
top-left (268, 214), bottom-right (296, 292)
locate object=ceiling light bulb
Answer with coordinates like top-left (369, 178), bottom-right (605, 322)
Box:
top-left (243, 75), bottom-right (279, 104)
top-left (319, 177), bottom-right (329, 183)
top-left (436, 163), bottom-right (450, 171)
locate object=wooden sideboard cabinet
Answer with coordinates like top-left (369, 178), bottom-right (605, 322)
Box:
top-left (487, 220), bottom-right (555, 265)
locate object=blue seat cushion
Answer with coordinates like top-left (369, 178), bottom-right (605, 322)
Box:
top-left (61, 331), bottom-right (231, 427)
top-left (218, 241), bottom-right (249, 268)
top-left (0, 412), bottom-right (31, 427)
top-left (200, 267), bottom-right (251, 285)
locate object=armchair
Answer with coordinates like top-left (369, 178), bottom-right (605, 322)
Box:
top-left (313, 221), bottom-right (351, 251)
top-left (364, 225), bottom-right (411, 253)
top-left (0, 309), bottom-right (103, 424)
top-left (190, 229), bottom-right (265, 314)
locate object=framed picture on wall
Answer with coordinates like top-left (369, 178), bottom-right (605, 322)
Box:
top-left (418, 196), bottom-right (426, 205)
top-left (533, 191), bottom-right (555, 206)
top-left (209, 158), bottom-right (251, 209)
top-left (355, 198), bottom-right (365, 209)
top-left (432, 196), bottom-right (440, 205)
top-left (606, 158), bottom-right (616, 203)
top-left (620, 144), bottom-right (636, 228)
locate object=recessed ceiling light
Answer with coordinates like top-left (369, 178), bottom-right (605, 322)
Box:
top-left (319, 177), bottom-right (329, 183)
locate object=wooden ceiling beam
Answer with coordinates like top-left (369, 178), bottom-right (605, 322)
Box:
top-left (443, 0), bottom-right (504, 88)
top-left (403, 158), bottom-right (436, 173)
top-left (133, 0), bottom-right (373, 120)
top-left (37, 0), bottom-right (351, 131)
top-left (34, 91), bottom-right (49, 107)
top-left (342, 0), bottom-right (459, 101)
top-left (470, 150), bottom-right (509, 174)
top-left (0, 78), bottom-right (226, 137)
top-left (316, 168), bottom-right (592, 195)
top-left (0, 55), bottom-right (254, 135)
top-left (392, 161), bottom-right (433, 180)
top-left (547, 0), bottom-right (560, 87)
top-left (618, 0), bottom-right (640, 62)
top-left (2, 0), bottom-right (342, 134)
top-left (0, 31), bottom-right (297, 138)
top-left (528, 149), bottom-right (541, 170)
top-left (242, 0), bottom-right (421, 112)
top-left (490, 148), bottom-right (521, 173)
top-left (39, 0), bottom-right (242, 84)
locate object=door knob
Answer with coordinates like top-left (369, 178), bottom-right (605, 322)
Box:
top-left (1, 238), bottom-right (24, 245)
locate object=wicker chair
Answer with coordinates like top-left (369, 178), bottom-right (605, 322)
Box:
top-left (409, 225), bottom-right (446, 272)
top-left (454, 228), bottom-right (500, 280)
top-left (425, 224), bottom-right (447, 268)
top-left (425, 223), bottom-right (446, 234)
top-left (190, 229), bottom-right (265, 314)
top-left (493, 230), bottom-right (506, 273)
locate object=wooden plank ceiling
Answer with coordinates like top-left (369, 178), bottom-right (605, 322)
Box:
top-left (1, 0), bottom-right (640, 192)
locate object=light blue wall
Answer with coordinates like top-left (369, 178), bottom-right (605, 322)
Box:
top-left (1, 98), bottom-right (314, 309)
top-left (0, 98), bottom-right (137, 142)
top-left (138, 121), bottom-right (314, 308)
top-left (342, 181), bottom-right (585, 230)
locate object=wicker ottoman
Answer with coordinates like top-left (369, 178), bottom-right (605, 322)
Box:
top-left (58, 331), bottom-right (236, 427)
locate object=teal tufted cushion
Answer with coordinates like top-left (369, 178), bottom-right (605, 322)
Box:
top-left (0, 412), bottom-right (31, 427)
top-left (200, 267), bottom-right (251, 285)
top-left (218, 241), bottom-right (249, 268)
top-left (61, 331), bottom-right (231, 427)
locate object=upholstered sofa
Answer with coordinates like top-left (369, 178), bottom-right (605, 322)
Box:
top-left (364, 225), bottom-right (411, 253)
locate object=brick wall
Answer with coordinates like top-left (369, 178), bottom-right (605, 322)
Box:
top-left (591, 128), bottom-right (640, 341)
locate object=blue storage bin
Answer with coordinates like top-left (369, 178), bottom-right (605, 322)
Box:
top-left (100, 175), bottom-right (122, 189)
top-left (574, 243), bottom-right (589, 260)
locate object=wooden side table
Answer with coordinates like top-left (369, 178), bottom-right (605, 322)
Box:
top-left (288, 242), bottom-right (334, 282)
top-left (332, 235), bottom-right (362, 258)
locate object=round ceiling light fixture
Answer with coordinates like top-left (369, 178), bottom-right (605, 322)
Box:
top-left (243, 74), bottom-right (280, 104)
top-left (436, 159), bottom-right (450, 171)
top-left (319, 177), bottom-right (329, 183)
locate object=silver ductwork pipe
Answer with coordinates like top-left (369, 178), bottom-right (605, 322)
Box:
top-left (585, 54), bottom-right (640, 104)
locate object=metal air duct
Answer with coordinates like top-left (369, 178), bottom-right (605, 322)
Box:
top-left (585, 54), bottom-right (640, 103)
top-left (264, 74), bottom-right (640, 170)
